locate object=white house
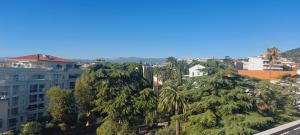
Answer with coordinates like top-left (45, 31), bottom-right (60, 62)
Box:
top-left (246, 56), bottom-right (283, 70)
top-left (189, 64), bottom-right (205, 77)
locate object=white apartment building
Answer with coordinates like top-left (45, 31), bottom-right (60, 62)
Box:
top-left (245, 56), bottom-right (283, 70)
top-left (189, 64), bottom-right (205, 77)
top-left (0, 54), bottom-right (82, 132)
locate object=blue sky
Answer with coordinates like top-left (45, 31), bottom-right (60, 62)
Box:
top-left (0, 0), bottom-right (300, 59)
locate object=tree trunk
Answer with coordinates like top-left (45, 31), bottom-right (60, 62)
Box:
top-left (175, 111), bottom-right (180, 135)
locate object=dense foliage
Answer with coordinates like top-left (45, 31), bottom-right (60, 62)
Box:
top-left (155, 60), bottom-right (300, 135)
top-left (47, 87), bottom-right (77, 130)
top-left (18, 57), bottom-right (300, 135)
top-left (75, 63), bottom-right (158, 134)
top-left (20, 122), bottom-right (44, 135)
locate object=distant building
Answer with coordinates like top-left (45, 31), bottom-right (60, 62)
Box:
top-left (80, 59), bottom-right (106, 69)
top-left (189, 64), bottom-right (205, 77)
top-left (0, 61), bottom-right (6, 68)
top-left (0, 54), bottom-right (82, 132)
top-left (281, 58), bottom-right (298, 68)
top-left (233, 60), bottom-right (244, 70)
top-left (246, 56), bottom-right (283, 70)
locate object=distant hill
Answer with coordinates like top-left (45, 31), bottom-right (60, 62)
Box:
top-left (105, 57), bottom-right (166, 64)
top-left (282, 48), bottom-right (300, 63)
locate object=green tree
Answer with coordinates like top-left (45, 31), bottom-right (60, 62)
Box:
top-left (182, 67), bottom-right (273, 135)
top-left (20, 122), bottom-right (44, 135)
top-left (159, 81), bottom-right (189, 135)
top-left (166, 57), bottom-right (178, 68)
top-left (74, 71), bottom-right (98, 127)
top-left (79, 63), bottom-right (156, 134)
top-left (254, 81), bottom-right (299, 123)
top-left (47, 87), bottom-right (77, 128)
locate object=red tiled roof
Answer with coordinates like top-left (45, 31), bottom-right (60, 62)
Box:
top-left (9, 54), bottom-right (71, 63)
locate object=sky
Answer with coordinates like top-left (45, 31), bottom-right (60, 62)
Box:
top-left (0, 0), bottom-right (300, 59)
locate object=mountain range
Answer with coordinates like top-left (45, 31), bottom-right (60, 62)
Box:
top-left (282, 48), bottom-right (300, 63)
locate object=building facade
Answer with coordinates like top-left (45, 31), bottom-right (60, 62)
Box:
top-left (0, 54), bottom-right (82, 132)
top-left (246, 56), bottom-right (283, 70)
top-left (189, 64), bottom-right (205, 77)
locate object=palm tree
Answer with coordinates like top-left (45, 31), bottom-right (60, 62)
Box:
top-left (158, 81), bottom-right (189, 135)
top-left (264, 47), bottom-right (281, 79)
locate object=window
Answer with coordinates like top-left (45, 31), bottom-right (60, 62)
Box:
top-left (32, 75), bottom-right (45, 80)
top-left (69, 74), bottom-right (79, 79)
top-left (8, 118), bottom-right (17, 127)
top-left (30, 84), bottom-right (38, 93)
top-left (38, 112), bottom-right (43, 118)
top-left (12, 85), bottom-right (19, 95)
top-left (0, 119), bottom-right (2, 128)
top-left (66, 64), bottom-right (73, 69)
top-left (39, 84), bottom-right (45, 92)
top-left (27, 104), bottom-right (37, 111)
top-left (11, 108), bottom-right (18, 116)
top-left (55, 64), bottom-right (62, 69)
top-left (20, 116), bottom-right (24, 122)
top-left (69, 82), bottom-right (75, 89)
top-left (38, 94), bottom-right (44, 101)
top-left (29, 95), bottom-right (37, 103)
top-left (12, 75), bottom-right (19, 81)
top-left (38, 103), bottom-right (44, 109)
top-left (27, 114), bottom-right (37, 121)
top-left (12, 97), bottom-right (18, 106)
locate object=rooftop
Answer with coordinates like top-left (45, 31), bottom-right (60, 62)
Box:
top-left (9, 54), bottom-right (71, 63)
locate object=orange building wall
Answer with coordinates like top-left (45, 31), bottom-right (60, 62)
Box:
top-left (238, 70), bottom-right (297, 80)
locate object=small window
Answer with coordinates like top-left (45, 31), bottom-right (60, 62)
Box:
top-left (69, 74), bottom-right (79, 79)
top-left (12, 75), bottom-right (19, 81)
top-left (27, 104), bottom-right (37, 111)
top-left (38, 94), bottom-right (44, 101)
top-left (11, 108), bottom-right (19, 116)
top-left (32, 75), bottom-right (45, 80)
top-left (30, 84), bottom-right (38, 93)
top-left (20, 116), bottom-right (24, 122)
top-left (12, 86), bottom-right (19, 95)
top-left (38, 112), bottom-right (44, 118)
top-left (39, 84), bottom-right (45, 92)
top-left (69, 82), bottom-right (75, 89)
top-left (55, 64), bottom-right (62, 69)
top-left (29, 95), bottom-right (37, 103)
top-left (0, 119), bottom-right (3, 128)
top-left (8, 118), bottom-right (17, 127)
top-left (27, 114), bottom-right (37, 121)
top-left (38, 103), bottom-right (44, 109)
top-left (12, 97), bottom-right (18, 106)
